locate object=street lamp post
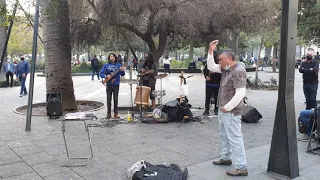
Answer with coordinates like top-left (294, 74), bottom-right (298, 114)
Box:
top-left (267, 0), bottom-right (299, 178)
top-left (25, 0), bottom-right (40, 132)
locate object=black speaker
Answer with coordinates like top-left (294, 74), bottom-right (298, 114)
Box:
top-left (241, 105), bottom-right (262, 123)
top-left (46, 92), bottom-right (62, 118)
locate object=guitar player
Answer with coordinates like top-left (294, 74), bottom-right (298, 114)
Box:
top-left (140, 53), bottom-right (157, 110)
top-left (100, 53), bottom-right (125, 119)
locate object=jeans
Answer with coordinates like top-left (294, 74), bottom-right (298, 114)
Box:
top-left (133, 63), bottom-right (138, 71)
top-left (303, 83), bottom-right (318, 110)
top-left (218, 110), bottom-right (247, 170)
top-left (205, 85), bottom-right (219, 110)
top-left (19, 76), bottom-right (27, 94)
top-left (5, 72), bottom-right (13, 87)
top-left (299, 110), bottom-right (314, 136)
top-left (92, 68), bottom-right (100, 80)
top-left (164, 64), bottom-right (170, 74)
top-left (106, 85), bottom-right (119, 115)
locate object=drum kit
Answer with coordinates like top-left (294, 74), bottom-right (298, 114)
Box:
top-left (128, 73), bottom-right (168, 120)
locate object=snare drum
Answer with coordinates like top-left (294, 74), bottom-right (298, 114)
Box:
top-left (152, 90), bottom-right (166, 97)
top-left (135, 86), bottom-right (151, 105)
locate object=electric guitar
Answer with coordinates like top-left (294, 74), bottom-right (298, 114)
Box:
top-left (103, 67), bottom-right (126, 85)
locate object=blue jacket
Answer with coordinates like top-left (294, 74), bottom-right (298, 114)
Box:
top-left (16, 60), bottom-right (30, 77)
top-left (100, 62), bottom-right (125, 86)
top-left (3, 62), bottom-right (15, 73)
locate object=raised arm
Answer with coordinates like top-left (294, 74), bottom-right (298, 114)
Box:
top-left (207, 40), bottom-right (222, 73)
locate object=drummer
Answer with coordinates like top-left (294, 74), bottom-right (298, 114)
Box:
top-left (140, 53), bottom-right (156, 110)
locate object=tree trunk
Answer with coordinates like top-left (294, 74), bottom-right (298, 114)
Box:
top-left (227, 28), bottom-right (240, 56)
top-left (255, 35), bottom-right (264, 86)
top-left (0, 0), bottom-right (6, 81)
top-left (175, 49), bottom-right (178, 60)
top-left (272, 43), bottom-right (278, 72)
top-left (41, 0), bottom-right (77, 110)
top-left (205, 44), bottom-right (209, 54)
top-left (189, 42), bottom-right (194, 60)
top-left (87, 45), bottom-right (90, 61)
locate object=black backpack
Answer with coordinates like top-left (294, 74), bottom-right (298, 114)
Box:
top-left (132, 162), bottom-right (188, 180)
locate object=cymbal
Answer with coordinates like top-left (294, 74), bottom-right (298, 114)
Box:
top-left (154, 74), bottom-right (168, 79)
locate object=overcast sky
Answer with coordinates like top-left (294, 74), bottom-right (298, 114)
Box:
top-left (6, 0), bottom-right (35, 16)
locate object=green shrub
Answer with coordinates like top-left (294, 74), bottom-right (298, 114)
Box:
top-left (71, 61), bottom-right (108, 73)
top-left (168, 59), bottom-right (202, 69)
top-left (0, 80), bottom-right (20, 88)
top-left (72, 62), bottom-right (91, 73)
top-left (247, 77), bottom-right (278, 90)
top-left (36, 61), bottom-right (45, 70)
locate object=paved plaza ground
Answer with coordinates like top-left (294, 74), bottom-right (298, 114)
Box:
top-left (0, 68), bottom-right (320, 179)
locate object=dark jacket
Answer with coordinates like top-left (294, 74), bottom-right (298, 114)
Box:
top-left (204, 63), bottom-right (221, 87)
top-left (141, 61), bottom-right (156, 87)
top-left (16, 60), bottom-right (29, 77)
top-left (299, 59), bottom-right (319, 84)
top-left (91, 58), bottom-right (99, 69)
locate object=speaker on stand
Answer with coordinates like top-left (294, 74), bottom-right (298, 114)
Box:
top-left (46, 92), bottom-right (62, 118)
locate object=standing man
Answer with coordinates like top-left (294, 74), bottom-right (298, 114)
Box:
top-left (261, 55), bottom-right (268, 71)
top-left (140, 53), bottom-right (157, 110)
top-left (3, 59), bottom-right (15, 87)
top-left (91, 55), bottom-right (100, 81)
top-left (203, 51), bottom-right (221, 116)
top-left (16, 57), bottom-right (29, 97)
top-left (207, 40), bottom-right (248, 176)
top-left (163, 55), bottom-right (171, 74)
top-left (299, 50), bottom-right (319, 110)
top-left (100, 53), bottom-right (125, 119)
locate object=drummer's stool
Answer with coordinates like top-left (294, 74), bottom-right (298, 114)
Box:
top-left (59, 112), bottom-right (97, 167)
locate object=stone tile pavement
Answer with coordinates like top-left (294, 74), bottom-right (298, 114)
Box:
top-left (0, 68), bottom-right (319, 179)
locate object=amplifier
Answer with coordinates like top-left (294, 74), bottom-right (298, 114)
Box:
top-left (46, 92), bottom-right (62, 118)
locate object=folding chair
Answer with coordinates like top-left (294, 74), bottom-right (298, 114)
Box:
top-left (59, 112), bottom-right (97, 167)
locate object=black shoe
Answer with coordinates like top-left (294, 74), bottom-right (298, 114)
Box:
top-left (20, 94), bottom-right (23, 97)
top-left (203, 109), bottom-right (209, 116)
top-left (24, 92), bottom-right (28, 95)
top-left (214, 108), bottom-right (219, 115)
top-left (212, 159), bottom-right (232, 166)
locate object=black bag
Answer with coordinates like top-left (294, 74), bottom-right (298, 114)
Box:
top-left (241, 105), bottom-right (262, 123)
top-left (132, 162), bottom-right (188, 180)
top-left (162, 99), bottom-right (193, 122)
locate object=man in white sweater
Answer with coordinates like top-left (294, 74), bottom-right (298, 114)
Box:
top-left (207, 40), bottom-right (248, 176)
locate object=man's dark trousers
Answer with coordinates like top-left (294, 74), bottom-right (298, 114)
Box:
top-left (303, 83), bottom-right (318, 109)
top-left (205, 85), bottom-right (219, 110)
top-left (5, 72), bottom-right (13, 87)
